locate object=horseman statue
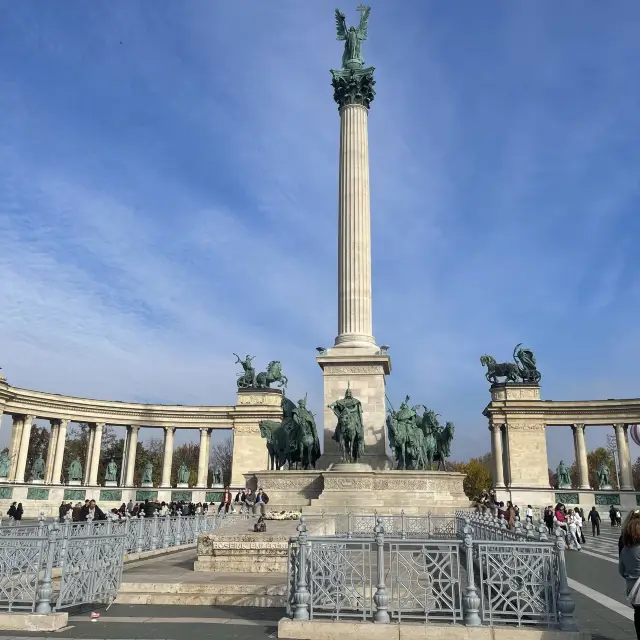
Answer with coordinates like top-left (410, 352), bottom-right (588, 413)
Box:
top-left (259, 395), bottom-right (320, 470)
top-left (328, 385), bottom-right (365, 464)
top-left (387, 395), bottom-right (455, 471)
top-left (234, 354), bottom-right (288, 390)
top-left (480, 343), bottom-right (542, 385)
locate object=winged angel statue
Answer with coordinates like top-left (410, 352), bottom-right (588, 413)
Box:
top-left (335, 5), bottom-right (371, 69)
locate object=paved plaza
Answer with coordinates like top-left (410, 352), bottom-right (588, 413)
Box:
top-left (0, 521), bottom-right (632, 640)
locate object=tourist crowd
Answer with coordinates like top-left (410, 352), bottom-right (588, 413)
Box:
top-left (54, 486), bottom-right (270, 523)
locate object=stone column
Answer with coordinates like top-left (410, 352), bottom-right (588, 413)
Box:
top-left (14, 414), bottom-right (35, 483)
top-left (88, 422), bottom-right (104, 486)
top-left (44, 420), bottom-right (59, 484)
top-left (8, 415), bottom-right (25, 481)
top-left (84, 425), bottom-right (95, 485)
top-left (124, 426), bottom-right (139, 486)
top-left (572, 423), bottom-right (590, 489)
top-left (161, 427), bottom-right (175, 487)
top-left (489, 421), bottom-right (505, 488)
top-left (196, 427), bottom-right (209, 488)
top-left (51, 419), bottom-right (69, 485)
top-left (614, 423), bottom-right (633, 490)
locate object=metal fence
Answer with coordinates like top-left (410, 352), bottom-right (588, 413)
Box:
top-left (327, 512), bottom-right (459, 540)
top-left (0, 511), bottom-right (247, 614)
top-left (286, 515), bottom-right (578, 631)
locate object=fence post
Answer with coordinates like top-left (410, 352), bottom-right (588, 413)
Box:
top-left (150, 512), bottom-right (159, 550)
top-left (163, 514), bottom-right (171, 548)
top-left (462, 519), bottom-right (481, 626)
top-left (347, 512), bottom-right (353, 540)
top-left (400, 510), bottom-right (406, 540)
top-left (538, 520), bottom-right (548, 542)
top-left (554, 529), bottom-right (578, 631)
top-left (136, 513), bottom-right (145, 553)
top-left (293, 517), bottom-right (310, 621)
top-left (37, 512), bottom-right (46, 536)
top-left (524, 521), bottom-right (533, 540)
top-left (176, 513), bottom-right (183, 545)
top-left (514, 520), bottom-right (524, 540)
top-left (35, 524), bottom-right (58, 614)
top-left (58, 515), bottom-right (71, 572)
top-left (373, 517), bottom-right (390, 623)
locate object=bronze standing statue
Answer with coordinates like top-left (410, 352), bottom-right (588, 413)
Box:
top-left (335, 5), bottom-right (371, 69)
top-left (329, 386), bottom-right (365, 463)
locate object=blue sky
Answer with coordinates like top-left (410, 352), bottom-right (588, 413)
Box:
top-left (1, 1), bottom-right (639, 467)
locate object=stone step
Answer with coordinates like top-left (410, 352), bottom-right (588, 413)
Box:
top-left (117, 576), bottom-right (288, 608)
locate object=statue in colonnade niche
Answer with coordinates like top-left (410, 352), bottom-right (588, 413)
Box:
top-left (142, 461), bottom-right (153, 485)
top-left (329, 385), bottom-right (365, 464)
top-left (105, 459), bottom-right (118, 482)
top-left (178, 462), bottom-right (190, 485)
top-left (31, 456), bottom-right (45, 481)
top-left (213, 467), bottom-right (224, 486)
top-left (0, 451), bottom-right (11, 477)
top-left (596, 461), bottom-right (612, 489)
top-left (69, 459), bottom-right (83, 482)
top-left (556, 460), bottom-right (572, 489)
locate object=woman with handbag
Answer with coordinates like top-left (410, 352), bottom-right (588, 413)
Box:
top-left (618, 509), bottom-right (640, 638)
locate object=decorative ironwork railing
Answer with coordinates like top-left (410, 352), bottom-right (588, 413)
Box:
top-left (286, 515), bottom-right (578, 631)
top-left (328, 512), bottom-right (459, 540)
top-left (0, 510), bottom-right (247, 614)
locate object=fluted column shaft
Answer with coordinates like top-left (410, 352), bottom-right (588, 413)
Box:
top-left (161, 427), bottom-right (175, 487)
top-left (44, 421), bottom-right (59, 484)
top-left (124, 426), bottom-right (139, 486)
top-left (614, 424), bottom-right (633, 490)
top-left (88, 422), bottom-right (104, 485)
top-left (489, 422), bottom-right (505, 488)
top-left (15, 414), bottom-right (35, 483)
top-left (51, 419), bottom-right (69, 485)
top-left (84, 426), bottom-right (95, 484)
top-left (335, 103), bottom-right (375, 347)
top-left (572, 424), bottom-right (590, 489)
top-left (9, 415), bottom-right (25, 481)
top-left (196, 428), bottom-right (210, 488)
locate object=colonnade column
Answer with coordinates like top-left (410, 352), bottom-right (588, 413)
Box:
top-left (489, 421), bottom-right (505, 488)
top-left (88, 422), bottom-right (104, 486)
top-left (161, 427), bottom-right (175, 488)
top-left (84, 425), bottom-right (95, 484)
top-left (614, 423), bottom-right (634, 490)
top-left (8, 415), bottom-right (25, 481)
top-left (196, 427), bottom-right (210, 488)
top-left (51, 419), bottom-right (69, 485)
top-left (572, 423), bottom-right (590, 489)
top-left (124, 426), bottom-right (139, 486)
top-left (44, 420), bottom-right (59, 484)
top-left (14, 414), bottom-right (35, 483)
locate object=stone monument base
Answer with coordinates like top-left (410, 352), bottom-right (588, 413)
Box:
top-left (211, 483), bottom-right (223, 489)
top-left (0, 476), bottom-right (8, 482)
top-left (30, 479), bottom-right (44, 485)
top-left (245, 469), bottom-right (470, 515)
top-left (176, 483), bottom-right (189, 489)
top-left (194, 517), bottom-right (332, 573)
top-left (104, 480), bottom-right (117, 487)
top-left (141, 482), bottom-right (154, 488)
top-left (68, 480), bottom-right (81, 486)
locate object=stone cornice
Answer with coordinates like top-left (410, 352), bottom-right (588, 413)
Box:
top-left (483, 397), bottom-right (640, 425)
top-left (0, 384), bottom-right (281, 427)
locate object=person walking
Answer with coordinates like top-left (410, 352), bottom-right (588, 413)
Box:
top-left (588, 506), bottom-right (601, 536)
top-left (618, 509), bottom-right (640, 638)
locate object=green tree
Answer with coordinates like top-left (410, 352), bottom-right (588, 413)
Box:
top-left (452, 453), bottom-right (492, 499)
top-left (209, 435), bottom-right (234, 486)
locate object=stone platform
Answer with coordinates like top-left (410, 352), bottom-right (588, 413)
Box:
top-left (194, 517), bottom-right (331, 573)
top-left (116, 548), bottom-right (288, 607)
top-left (245, 469), bottom-right (471, 515)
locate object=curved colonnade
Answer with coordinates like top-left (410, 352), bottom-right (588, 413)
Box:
top-left (0, 377), bottom-right (282, 513)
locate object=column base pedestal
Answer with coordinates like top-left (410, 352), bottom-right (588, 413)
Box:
top-left (68, 480), bottom-right (82, 486)
top-left (30, 479), bottom-right (44, 485)
top-left (176, 483), bottom-right (189, 489)
top-left (104, 481), bottom-right (118, 487)
top-left (141, 482), bottom-right (154, 488)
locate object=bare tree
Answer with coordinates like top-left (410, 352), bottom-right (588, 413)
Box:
top-left (209, 435), bottom-right (233, 486)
